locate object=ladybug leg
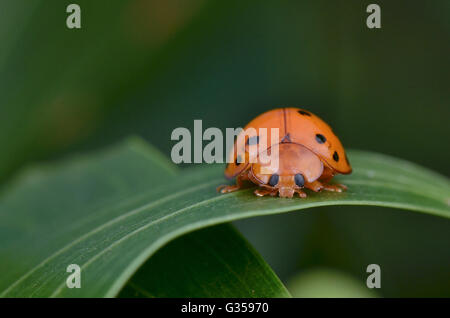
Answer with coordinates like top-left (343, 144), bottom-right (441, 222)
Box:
top-left (305, 180), bottom-right (347, 193)
top-left (217, 184), bottom-right (240, 193)
top-left (305, 180), bottom-right (324, 192)
top-left (323, 183), bottom-right (347, 192)
top-left (254, 187), bottom-right (278, 197)
top-left (217, 174), bottom-right (247, 193)
top-left (294, 189), bottom-right (307, 198)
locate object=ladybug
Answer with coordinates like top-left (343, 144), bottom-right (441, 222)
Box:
top-left (217, 107), bottom-right (352, 198)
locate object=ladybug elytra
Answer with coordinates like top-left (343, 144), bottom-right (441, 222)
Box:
top-left (217, 108), bottom-right (352, 198)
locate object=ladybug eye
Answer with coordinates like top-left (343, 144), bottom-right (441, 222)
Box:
top-left (268, 174), bottom-right (279, 186)
top-left (294, 174), bottom-right (305, 187)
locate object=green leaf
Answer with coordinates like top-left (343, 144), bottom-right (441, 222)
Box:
top-left (0, 138), bottom-right (449, 297)
top-left (0, 137), bottom-right (288, 298)
top-left (118, 223), bottom-right (290, 298)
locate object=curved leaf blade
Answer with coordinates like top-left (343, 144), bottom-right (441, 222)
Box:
top-left (119, 224), bottom-right (290, 298)
top-left (0, 138), bottom-right (449, 297)
top-left (0, 138), bottom-right (288, 298)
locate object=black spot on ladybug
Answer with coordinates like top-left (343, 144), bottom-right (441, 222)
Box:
top-left (298, 110), bottom-right (311, 116)
top-left (333, 151), bottom-right (339, 162)
top-left (294, 174), bottom-right (305, 187)
top-left (247, 136), bottom-right (259, 145)
top-left (268, 174), bottom-right (279, 186)
top-left (236, 155), bottom-right (242, 166)
top-left (315, 134), bottom-right (326, 144)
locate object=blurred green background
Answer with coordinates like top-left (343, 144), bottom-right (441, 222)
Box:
top-left (0, 0), bottom-right (449, 296)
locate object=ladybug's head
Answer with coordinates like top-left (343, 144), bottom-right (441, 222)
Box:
top-left (250, 143), bottom-right (324, 197)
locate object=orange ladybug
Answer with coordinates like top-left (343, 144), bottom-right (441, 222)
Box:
top-left (217, 108), bottom-right (352, 198)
